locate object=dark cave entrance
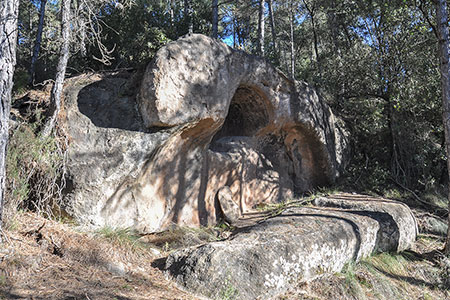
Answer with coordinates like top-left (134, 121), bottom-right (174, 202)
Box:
top-left (212, 86), bottom-right (270, 143)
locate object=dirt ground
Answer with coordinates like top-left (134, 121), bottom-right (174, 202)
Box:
top-left (0, 212), bottom-right (200, 300)
top-left (1, 209), bottom-right (450, 300)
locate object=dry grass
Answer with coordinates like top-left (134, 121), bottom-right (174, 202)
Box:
top-left (1, 210), bottom-right (450, 300)
top-left (0, 212), bottom-right (198, 300)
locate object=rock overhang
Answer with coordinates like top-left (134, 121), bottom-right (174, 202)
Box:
top-left (138, 33), bottom-right (348, 189)
top-left (64, 34), bottom-right (349, 233)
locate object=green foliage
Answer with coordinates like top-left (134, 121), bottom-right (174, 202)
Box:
top-left (217, 276), bottom-right (239, 300)
top-left (291, 0), bottom-right (445, 193)
top-left (12, 67), bottom-right (30, 95)
top-left (95, 226), bottom-right (147, 252)
top-left (341, 262), bottom-right (368, 299)
top-left (84, 1), bottom-right (171, 69)
top-left (5, 120), bottom-right (65, 223)
top-left (17, 0), bottom-right (61, 84)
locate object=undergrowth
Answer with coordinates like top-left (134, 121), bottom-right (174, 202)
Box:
top-left (144, 226), bottom-right (221, 252)
top-left (4, 119), bottom-right (66, 226)
top-left (330, 249), bottom-right (449, 300)
top-left (95, 226), bottom-right (148, 253)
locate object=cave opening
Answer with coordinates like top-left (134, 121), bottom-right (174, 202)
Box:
top-left (211, 85), bottom-right (270, 144)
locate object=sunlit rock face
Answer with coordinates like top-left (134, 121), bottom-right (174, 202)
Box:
top-left (63, 34), bottom-right (348, 233)
top-left (163, 194), bottom-right (418, 300)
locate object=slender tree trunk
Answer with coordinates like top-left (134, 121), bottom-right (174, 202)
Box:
top-left (184, 0), bottom-right (193, 34)
top-left (436, 0), bottom-right (450, 255)
top-left (233, 20), bottom-right (236, 48)
top-left (29, 0), bottom-right (47, 85)
top-left (169, 0), bottom-right (175, 27)
top-left (0, 0), bottom-right (19, 234)
top-left (267, 0), bottom-right (277, 60)
top-left (75, 0), bottom-right (86, 57)
top-left (212, 0), bottom-right (218, 38)
top-left (303, 0), bottom-right (320, 76)
top-left (29, 5), bottom-right (33, 57)
top-left (257, 0), bottom-right (265, 56)
top-left (79, 18), bottom-right (86, 57)
top-left (289, 1), bottom-right (295, 79)
top-left (42, 0), bottom-right (71, 137)
top-left (327, 0), bottom-right (338, 54)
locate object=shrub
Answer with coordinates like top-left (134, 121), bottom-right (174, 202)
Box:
top-left (4, 120), bottom-right (66, 225)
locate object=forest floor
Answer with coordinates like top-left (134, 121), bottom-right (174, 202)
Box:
top-left (0, 205), bottom-right (449, 300)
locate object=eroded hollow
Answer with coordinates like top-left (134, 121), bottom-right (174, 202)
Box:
top-left (212, 86), bottom-right (269, 143)
top-left (208, 84), bottom-right (330, 199)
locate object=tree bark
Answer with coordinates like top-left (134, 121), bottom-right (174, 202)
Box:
top-left (257, 0), bottom-right (265, 56)
top-left (169, 0), bottom-right (175, 27)
top-left (212, 0), bottom-right (218, 38)
top-left (267, 0), bottom-right (277, 60)
top-left (184, 0), bottom-right (193, 34)
top-left (74, 0), bottom-right (86, 57)
top-left (289, 0), bottom-right (295, 79)
top-left (303, 0), bottom-right (320, 76)
top-left (0, 0), bottom-right (19, 234)
top-left (29, 0), bottom-right (47, 85)
top-left (42, 0), bottom-right (71, 137)
top-left (435, 0), bottom-right (450, 254)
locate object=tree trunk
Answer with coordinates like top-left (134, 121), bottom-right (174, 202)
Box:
top-left (184, 0), bottom-right (193, 34)
top-left (75, 0), bottom-right (86, 57)
top-left (29, 0), bottom-right (47, 85)
top-left (169, 0), bottom-right (175, 27)
top-left (257, 0), bottom-right (265, 56)
top-left (267, 0), bottom-right (277, 61)
top-left (212, 0), bottom-right (218, 38)
top-left (0, 0), bottom-right (19, 234)
top-left (42, 0), bottom-right (71, 137)
top-left (79, 18), bottom-right (86, 57)
top-left (303, 0), bottom-right (320, 76)
top-left (327, 0), bottom-right (338, 54)
top-left (289, 0), bottom-right (295, 79)
top-left (435, 0), bottom-right (450, 254)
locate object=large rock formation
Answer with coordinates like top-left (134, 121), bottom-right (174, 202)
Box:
top-left (63, 34), bottom-right (348, 232)
top-left (162, 194), bottom-right (417, 300)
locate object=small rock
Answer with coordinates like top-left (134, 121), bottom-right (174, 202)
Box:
top-left (149, 247), bottom-right (161, 257)
top-left (106, 261), bottom-right (126, 276)
top-left (217, 186), bottom-right (240, 224)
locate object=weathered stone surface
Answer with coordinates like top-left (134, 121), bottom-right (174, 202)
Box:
top-left (63, 34), bottom-right (348, 232)
top-left (135, 34), bottom-right (347, 231)
top-left (216, 186), bottom-right (240, 224)
top-left (62, 73), bottom-right (171, 229)
top-left (163, 195), bottom-right (417, 300)
top-left (312, 193), bottom-right (418, 252)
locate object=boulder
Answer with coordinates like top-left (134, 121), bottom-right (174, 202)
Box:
top-left (417, 213), bottom-right (448, 236)
top-left (63, 34), bottom-right (348, 232)
top-left (312, 193), bottom-right (418, 252)
top-left (163, 194), bottom-right (417, 300)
